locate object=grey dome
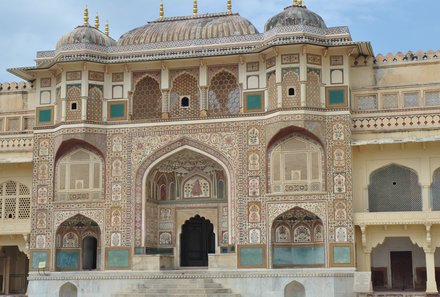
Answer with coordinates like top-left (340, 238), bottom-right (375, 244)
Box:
top-left (265, 5), bottom-right (327, 32)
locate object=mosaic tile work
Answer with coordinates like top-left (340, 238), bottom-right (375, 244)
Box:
top-left (208, 71), bottom-right (240, 116)
top-left (170, 72), bottom-right (200, 118)
top-left (65, 86), bottom-right (82, 121)
top-left (267, 72), bottom-right (278, 110)
top-left (306, 70), bottom-right (321, 108)
top-left (87, 85), bottom-right (103, 122)
top-left (282, 70), bottom-right (301, 108)
top-left (132, 75), bottom-right (162, 120)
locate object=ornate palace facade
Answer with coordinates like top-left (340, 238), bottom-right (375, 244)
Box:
top-left (1, 1), bottom-right (439, 296)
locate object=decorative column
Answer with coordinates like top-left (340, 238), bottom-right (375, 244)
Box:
top-left (425, 224), bottom-right (438, 294)
top-left (300, 47), bottom-right (307, 107)
top-left (161, 89), bottom-right (170, 119)
top-left (199, 87), bottom-right (208, 117)
top-left (425, 249), bottom-right (438, 294)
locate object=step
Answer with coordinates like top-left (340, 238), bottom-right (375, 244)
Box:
top-left (130, 288), bottom-right (232, 294)
top-left (113, 293), bottom-right (241, 297)
top-left (134, 283), bottom-right (223, 289)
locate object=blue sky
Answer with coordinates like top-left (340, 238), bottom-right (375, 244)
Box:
top-left (1, 0), bottom-right (439, 82)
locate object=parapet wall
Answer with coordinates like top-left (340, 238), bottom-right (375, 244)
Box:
top-left (0, 81), bottom-right (33, 93)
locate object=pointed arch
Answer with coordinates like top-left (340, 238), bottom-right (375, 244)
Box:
top-left (208, 70), bottom-right (240, 116)
top-left (87, 85), bottom-right (103, 122)
top-left (284, 280), bottom-right (305, 297)
top-left (134, 138), bottom-right (236, 247)
top-left (271, 207), bottom-right (325, 268)
top-left (132, 75), bottom-right (162, 120)
top-left (170, 72), bottom-right (200, 118)
top-left (368, 163), bottom-right (422, 212)
top-left (59, 282), bottom-right (78, 297)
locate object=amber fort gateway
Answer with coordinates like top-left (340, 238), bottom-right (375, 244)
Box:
top-left (0, 0), bottom-right (439, 296)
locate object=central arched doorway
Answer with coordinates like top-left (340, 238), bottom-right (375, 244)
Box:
top-left (180, 215), bottom-right (215, 267)
top-left (82, 236), bottom-right (98, 270)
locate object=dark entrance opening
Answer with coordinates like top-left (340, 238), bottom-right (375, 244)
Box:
top-left (180, 215), bottom-right (215, 267)
top-left (391, 251), bottom-right (413, 290)
top-left (82, 237), bottom-right (97, 270)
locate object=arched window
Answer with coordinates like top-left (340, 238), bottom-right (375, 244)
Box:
top-left (368, 164), bottom-right (422, 212)
top-left (59, 282), bottom-right (78, 297)
top-left (56, 148), bottom-right (103, 201)
top-left (431, 168), bottom-right (440, 210)
top-left (270, 135), bottom-right (323, 193)
top-left (284, 281), bottom-right (305, 297)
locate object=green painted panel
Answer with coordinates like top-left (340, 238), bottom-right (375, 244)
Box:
top-left (31, 251), bottom-right (48, 269)
top-left (246, 95), bottom-right (262, 111)
top-left (239, 247), bottom-right (263, 267)
top-left (110, 103), bottom-right (125, 118)
top-left (108, 249), bottom-right (129, 268)
top-left (329, 89), bottom-right (345, 105)
top-left (272, 246), bottom-right (324, 266)
top-left (56, 251), bottom-right (80, 270)
top-left (333, 246), bottom-right (351, 264)
top-left (38, 109), bottom-right (52, 123)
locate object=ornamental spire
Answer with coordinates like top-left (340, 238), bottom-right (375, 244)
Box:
top-left (193, 0), bottom-right (198, 16)
top-left (160, 0), bottom-right (164, 19)
top-left (105, 20), bottom-right (109, 36)
top-left (294, 0), bottom-right (305, 6)
top-left (95, 13), bottom-right (100, 29)
top-left (84, 6), bottom-right (89, 26)
top-left (227, 0), bottom-right (232, 13)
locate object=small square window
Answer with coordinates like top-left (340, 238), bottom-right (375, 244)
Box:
top-left (180, 96), bottom-right (190, 108)
top-left (287, 87), bottom-right (296, 96)
top-left (71, 102), bottom-right (78, 111)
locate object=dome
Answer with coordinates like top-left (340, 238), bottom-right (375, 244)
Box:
top-left (56, 25), bottom-right (117, 49)
top-left (265, 4), bottom-right (327, 32)
top-left (118, 12), bottom-right (259, 46)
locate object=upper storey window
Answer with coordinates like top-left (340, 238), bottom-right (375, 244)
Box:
top-left (57, 149), bottom-right (103, 201)
top-left (368, 164), bottom-right (421, 212)
top-left (270, 135), bottom-right (323, 193)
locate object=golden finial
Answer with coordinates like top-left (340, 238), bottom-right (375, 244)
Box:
top-left (84, 5), bottom-right (89, 26)
top-left (193, 0), bottom-right (198, 16)
top-left (298, 0), bottom-right (304, 6)
top-left (105, 20), bottom-right (109, 36)
top-left (227, 0), bottom-right (232, 13)
top-left (160, 0), bottom-right (164, 19)
top-left (95, 13), bottom-right (100, 29)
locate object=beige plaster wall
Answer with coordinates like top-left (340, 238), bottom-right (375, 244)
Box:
top-left (0, 163), bottom-right (32, 187)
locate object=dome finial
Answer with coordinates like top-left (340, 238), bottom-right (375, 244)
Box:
top-left (95, 13), bottom-right (100, 29)
top-left (84, 5), bottom-right (89, 26)
top-left (160, 0), bottom-right (164, 19)
top-left (193, 0), bottom-right (198, 16)
top-left (227, 0), bottom-right (232, 13)
top-left (105, 20), bottom-right (109, 36)
top-left (298, 0), bottom-right (305, 6)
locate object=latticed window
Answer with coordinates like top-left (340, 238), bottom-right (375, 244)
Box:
top-left (431, 168), bottom-right (440, 210)
top-left (0, 181), bottom-right (31, 220)
top-left (270, 136), bottom-right (323, 193)
top-left (57, 148), bottom-right (103, 201)
top-left (368, 164), bottom-right (422, 212)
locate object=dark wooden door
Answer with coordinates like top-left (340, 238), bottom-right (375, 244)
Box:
top-left (391, 251), bottom-right (413, 290)
top-left (83, 237), bottom-right (97, 270)
top-left (180, 215), bottom-right (215, 267)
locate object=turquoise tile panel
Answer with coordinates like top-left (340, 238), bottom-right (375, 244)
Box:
top-left (39, 109), bottom-right (52, 123)
top-left (272, 246), bottom-right (324, 265)
top-left (239, 247), bottom-right (264, 267)
top-left (246, 95), bottom-right (262, 111)
top-left (333, 246), bottom-right (351, 264)
top-left (110, 103), bottom-right (125, 118)
top-left (108, 249), bottom-right (129, 268)
top-left (31, 251), bottom-right (48, 269)
top-left (56, 251), bottom-right (80, 270)
top-left (329, 89), bottom-right (345, 105)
